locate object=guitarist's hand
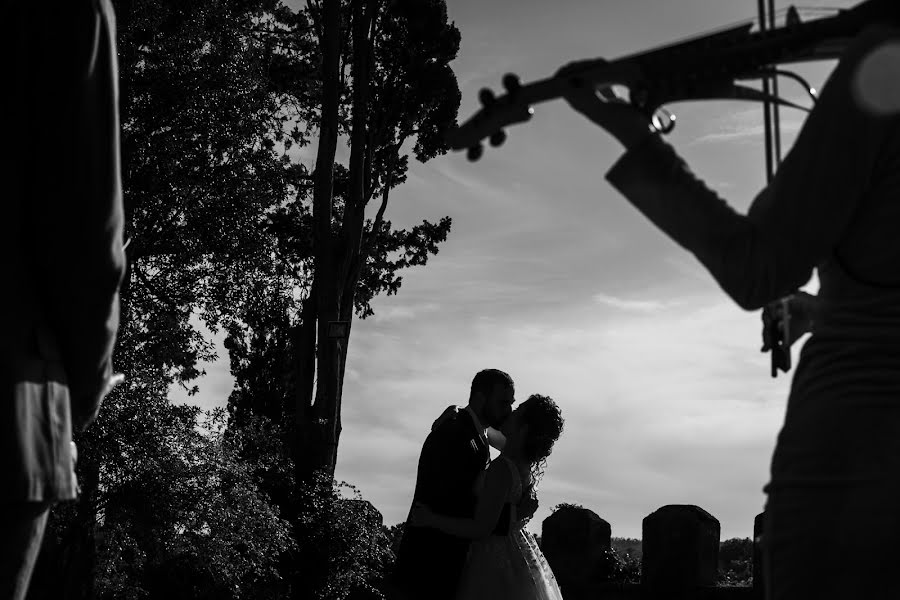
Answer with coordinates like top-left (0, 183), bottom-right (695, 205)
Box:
top-left (556, 60), bottom-right (654, 150)
top-left (761, 291), bottom-right (818, 352)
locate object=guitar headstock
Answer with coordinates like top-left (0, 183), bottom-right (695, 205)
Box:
top-left (445, 74), bottom-right (534, 161)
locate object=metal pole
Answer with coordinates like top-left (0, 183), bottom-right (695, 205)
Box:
top-left (758, 0), bottom-right (775, 183)
top-left (768, 0), bottom-right (782, 166)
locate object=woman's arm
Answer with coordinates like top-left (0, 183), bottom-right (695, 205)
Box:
top-left (486, 427), bottom-right (506, 451)
top-left (561, 26), bottom-right (900, 310)
top-left (410, 459), bottom-right (511, 540)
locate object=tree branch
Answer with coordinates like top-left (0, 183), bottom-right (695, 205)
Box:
top-left (132, 264), bottom-right (186, 314)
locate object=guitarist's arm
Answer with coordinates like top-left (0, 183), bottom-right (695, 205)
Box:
top-left (564, 27), bottom-right (898, 311)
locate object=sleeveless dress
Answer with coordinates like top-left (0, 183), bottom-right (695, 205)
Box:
top-left (454, 457), bottom-right (564, 600)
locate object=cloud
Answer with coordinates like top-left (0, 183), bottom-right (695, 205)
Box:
top-left (336, 288), bottom-right (794, 539)
top-left (371, 302), bottom-right (442, 323)
top-left (591, 292), bottom-right (676, 313)
top-left (689, 108), bottom-right (805, 146)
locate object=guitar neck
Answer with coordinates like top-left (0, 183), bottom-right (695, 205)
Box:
top-left (447, 60), bottom-right (639, 151)
top-left (447, 0), bottom-right (896, 156)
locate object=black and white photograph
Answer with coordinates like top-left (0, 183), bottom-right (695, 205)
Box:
top-left (3, 0), bottom-right (900, 599)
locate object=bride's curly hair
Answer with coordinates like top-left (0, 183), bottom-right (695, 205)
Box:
top-left (519, 394), bottom-right (564, 490)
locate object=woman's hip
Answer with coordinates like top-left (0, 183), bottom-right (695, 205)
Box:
top-left (762, 480), bottom-right (900, 599)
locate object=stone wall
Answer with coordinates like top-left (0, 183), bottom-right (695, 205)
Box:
top-left (541, 505), bottom-right (765, 600)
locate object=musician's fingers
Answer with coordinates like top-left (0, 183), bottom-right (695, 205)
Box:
top-left (776, 351), bottom-right (791, 371)
top-left (596, 86), bottom-right (627, 104)
top-left (770, 303), bottom-right (785, 319)
top-left (556, 59), bottom-right (609, 90)
top-left (555, 63), bottom-right (585, 85)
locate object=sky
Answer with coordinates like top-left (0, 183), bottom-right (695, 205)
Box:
top-left (170, 0), bottom-right (860, 540)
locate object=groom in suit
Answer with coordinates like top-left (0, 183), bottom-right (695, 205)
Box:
top-left (391, 369), bottom-right (516, 600)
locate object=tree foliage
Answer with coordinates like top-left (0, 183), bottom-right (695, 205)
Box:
top-left (596, 548), bottom-right (642, 585)
top-left (291, 0), bottom-right (460, 483)
top-left (97, 409), bottom-right (295, 600)
top-left (32, 0), bottom-right (462, 597)
top-left (296, 474), bottom-right (394, 600)
top-left (117, 0), bottom-right (313, 391)
top-left (39, 1), bottom-right (306, 598)
top-left (717, 537), bottom-right (753, 587)
top-left (34, 407), bottom-right (295, 600)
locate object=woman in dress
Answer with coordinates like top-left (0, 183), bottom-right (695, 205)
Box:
top-left (556, 21), bottom-right (900, 599)
top-left (410, 393), bottom-right (565, 600)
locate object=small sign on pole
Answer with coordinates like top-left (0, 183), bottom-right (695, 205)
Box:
top-left (327, 321), bottom-right (350, 339)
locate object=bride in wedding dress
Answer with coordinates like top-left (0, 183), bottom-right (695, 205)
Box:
top-left (410, 394), bottom-right (566, 600)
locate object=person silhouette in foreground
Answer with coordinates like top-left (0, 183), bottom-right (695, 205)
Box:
top-left (557, 20), bottom-right (900, 600)
top-left (1, 1), bottom-right (126, 598)
top-left (390, 369), bottom-right (517, 600)
top-left (410, 393), bottom-right (565, 600)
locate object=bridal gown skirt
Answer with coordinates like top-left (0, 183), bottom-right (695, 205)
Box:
top-left (455, 528), bottom-right (563, 600)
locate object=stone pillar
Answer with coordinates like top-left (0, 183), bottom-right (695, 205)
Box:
top-left (541, 505), bottom-right (612, 597)
top-left (641, 504), bottom-right (720, 594)
top-left (753, 511), bottom-right (766, 599)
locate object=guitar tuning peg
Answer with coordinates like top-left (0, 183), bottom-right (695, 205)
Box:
top-left (489, 129), bottom-right (507, 147)
top-left (467, 143), bottom-right (484, 161)
top-left (479, 88), bottom-right (496, 107)
top-left (502, 74), bottom-right (521, 93)
top-left (651, 108), bottom-right (676, 134)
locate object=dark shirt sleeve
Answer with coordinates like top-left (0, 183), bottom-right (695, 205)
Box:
top-left (605, 26), bottom-right (900, 310)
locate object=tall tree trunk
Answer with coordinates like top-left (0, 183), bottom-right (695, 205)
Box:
top-left (293, 285), bottom-right (317, 482)
top-left (296, 0), bottom-right (342, 486)
top-left (317, 0), bottom-right (375, 476)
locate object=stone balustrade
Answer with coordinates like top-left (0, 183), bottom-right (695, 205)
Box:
top-left (541, 505), bottom-right (765, 600)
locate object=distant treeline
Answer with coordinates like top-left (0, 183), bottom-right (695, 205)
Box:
top-left (609, 536), bottom-right (753, 587)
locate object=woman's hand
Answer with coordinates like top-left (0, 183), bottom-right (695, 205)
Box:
top-left (761, 291), bottom-right (819, 351)
top-left (555, 60), bottom-right (654, 150)
top-left (409, 502), bottom-right (435, 528)
top-left (517, 494), bottom-right (539, 523)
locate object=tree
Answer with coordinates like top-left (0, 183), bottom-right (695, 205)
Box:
top-left (32, 408), bottom-right (295, 600)
top-left (718, 537), bottom-right (753, 587)
top-left (32, 0), bottom-right (460, 595)
top-left (40, 1), bottom-right (315, 596)
top-left (98, 409), bottom-right (296, 600)
top-left (295, 474), bottom-right (394, 599)
top-left (296, 0), bottom-right (460, 485)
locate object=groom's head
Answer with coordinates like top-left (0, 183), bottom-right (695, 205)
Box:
top-left (468, 369), bottom-right (515, 429)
